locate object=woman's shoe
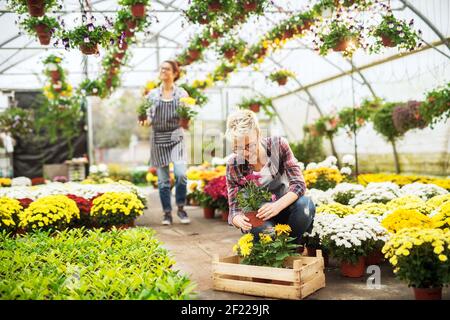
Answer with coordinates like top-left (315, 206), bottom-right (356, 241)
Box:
top-left (177, 209), bottom-right (191, 224)
top-left (162, 212), bottom-right (173, 225)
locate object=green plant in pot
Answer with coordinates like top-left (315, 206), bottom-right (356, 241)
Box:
top-left (219, 37), bottom-right (246, 61)
top-left (179, 83), bottom-right (209, 107)
top-left (176, 97), bottom-right (198, 130)
top-left (63, 24), bottom-right (112, 55)
top-left (119, 0), bottom-right (150, 18)
top-left (318, 20), bottom-right (359, 56)
top-left (238, 96), bottom-right (274, 117)
top-left (6, 0), bottom-right (59, 16)
top-left (419, 83), bottom-right (450, 128)
top-left (268, 69), bottom-right (295, 86)
top-left (20, 16), bottom-right (59, 45)
top-left (372, 14), bottom-right (419, 51)
top-left (235, 0), bottom-right (270, 15)
top-left (236, 176), bottom-right (272, 228)
top-left (199, 193), bottom-right (216, 219)
top-left (137, 99), bottom-right (152, 122)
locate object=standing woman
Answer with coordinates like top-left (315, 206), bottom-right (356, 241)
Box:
top-left (225, 110), bottom-right (315, 244)
top-left (141, 60), bottom-right (191, 225)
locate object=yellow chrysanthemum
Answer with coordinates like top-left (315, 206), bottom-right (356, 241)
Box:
top-left (259, 233), bottom-right (273, 244)
top-left (180, 97), bottom-right (196, 106)
top-left (439, 254), bottom-right (448, 262)
top-left (274, 224), bottom-right (291, 236)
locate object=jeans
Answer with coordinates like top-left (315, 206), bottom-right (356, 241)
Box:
top-left (157, 161), bottom-right (187, 213)
top-left (249, 195), bottom-right (316, 244)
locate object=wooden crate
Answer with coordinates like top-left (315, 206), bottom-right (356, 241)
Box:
top-left (212, 250), bottom-right (325, 300)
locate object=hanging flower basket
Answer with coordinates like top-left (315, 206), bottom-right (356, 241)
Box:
top-left (381, 35), bottom-right (396, 47)
top-left (297, 20), bottom-right (313, 33)
top-left (198, 16), bottom-right (209, 25)
top-left (244, 211), bottom-right (263, 227)
top-left (179, 118), bottom-right (190, 130)
top-left (118, 39), bottom-right (128, 51)
top-left (131, 3), bottom-right (146, 18)
top-left (50, 70), bottom-right (60, 82)
top-left (106, 77), bottom-right (113, 88)
top-left (34, 23), bottom-right (51, 45)
top-left (80, 43), bottom-right (99, 55)
top-left (340, 257), bottom-right (365, 278)
top-left (224, 49), bottom-right (236, 60)
top-left (282, 29), bottom-right (294, 40)
top-left (114, 51), bottom-right (125, 61)
top-left (27, 0), bottom-right (45, 17)
top-left (208, 0), bottom-right (222, 12)
top-left (413, 287), bottom-right (442, 300)
top-left (333, 38), bottom-right (349, 52)
top-left (243, 1), bottom-right (258, 12)
top-left (200, 39), bottom-right (210, 47)
top-left (249, 103), bottom-right (261, 113)
top-left (188, 49), bottom-right (201, 60)
top-left (211, 30), bottom-right (222, 39)
top-left (276, 76), bottom-right (288, 86)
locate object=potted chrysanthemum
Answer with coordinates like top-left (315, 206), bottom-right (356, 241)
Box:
top-left (204, 176), bottom-right (228, 221)
top-left (176, 97), bottom-right (198, 130)
top-left (236, 174), bottom-right (272, 227)
top-left (383, 227), bottom-right (450, 300)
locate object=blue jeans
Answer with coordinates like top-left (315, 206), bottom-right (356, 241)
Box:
top-left (249, 195), bottom-right (316, 244)
top-left (157, 161), bottom-right (187, 213)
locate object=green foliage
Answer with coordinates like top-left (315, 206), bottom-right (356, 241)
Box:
top-left (290, 135), bottom-right (325, 165)
top-left (236, 181), bottom-right (272, 213)
top-left (419, 83), bottom-right (450, 128)
top-left (0, 228), bottom-right (195, 299)
top-left (63, 24), bottom-right (112, 49)
top-left (219, 37), bottom-right (246, 56)
top-left (179, 83), bottom-right (209, 107)
top-left (322, 235), bottom-right (367, 264)
top-left (372, 102), bottom-right (402, 142)
top-left (318, 21), bottom-right (359, 56)
top-left (268, 69), bottom-right (295, 83)
top-left (199, 193), bottom-right (216, 208)
top-left (176, 105), bottom-right (198, 120)
top-left (238, 96), bottom-right (274, 117)
top-left (20, 16), bottom-right (59, 35)
top-left (6, 0), bottom-right (58, 14)
top-left (372, 14), bottom-right (419, 52)
top-left (78, 79), bottom-right (105, 97)
top-left (0, 107), bottom-right (34, 139)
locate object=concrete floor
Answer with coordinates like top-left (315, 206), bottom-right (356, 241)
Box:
top-left (136, 189), bottom-right (450, 300)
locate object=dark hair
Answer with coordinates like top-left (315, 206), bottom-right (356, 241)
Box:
top-left (163, 60), bottom-right (181, 81)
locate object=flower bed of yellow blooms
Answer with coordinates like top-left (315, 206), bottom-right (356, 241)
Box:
top-left (0, 197), bottom-right (22, 233)
top-left (358, 173), bottom-right (450, 190)
top-left (90, 192), bottom-right (145, 228)
top-left (303, 167), bottom-right (343, 191)
top-left (18, 195), bottom-right (80, 232)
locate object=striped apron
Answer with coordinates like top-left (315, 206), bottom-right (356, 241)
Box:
top-left (150, 99), bottom-right (185, 167)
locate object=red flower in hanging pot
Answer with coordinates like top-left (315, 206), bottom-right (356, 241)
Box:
top-left (27, 0), bottom-right (45, 17)
top-left (34, 23), bottom-right (52, 45)
top-left (131, 3), bottom-right (146, 18)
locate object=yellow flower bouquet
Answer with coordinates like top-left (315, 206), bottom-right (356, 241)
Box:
top-left (18, 195), bottom-right (80, 232)
top-left (381, 208), bottom-right (433, 233)
top-left (90, 192), bottom-right (145, 228)
top-left (382, 227), bottom-right (450, 298)
top-left (0, 197), bottom-right (23, 233)
top-left (233, 224), bottom-right (299, 268)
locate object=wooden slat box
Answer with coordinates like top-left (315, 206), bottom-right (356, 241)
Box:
top-left (212, 250), bottom-right (325, 300)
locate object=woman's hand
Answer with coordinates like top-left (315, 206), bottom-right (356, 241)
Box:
top-left (257, 202), bottom-right (282, 221)
top-left (232, 215), bottom-right (252, 231)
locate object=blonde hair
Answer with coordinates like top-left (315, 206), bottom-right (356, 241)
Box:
top-left (226, 110), bottom-right (260, 141)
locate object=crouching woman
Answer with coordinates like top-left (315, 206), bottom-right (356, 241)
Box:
top-left (225, 110), bottom-right (315, 244)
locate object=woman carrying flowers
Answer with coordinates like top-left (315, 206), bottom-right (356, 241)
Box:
top-left (139, 60), bottom-right (191, 226)
top-left (225, 110), bottom-right (315, 244)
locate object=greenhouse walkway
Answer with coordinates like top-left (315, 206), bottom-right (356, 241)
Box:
top-left (136, 190), bottom-right (450, 300)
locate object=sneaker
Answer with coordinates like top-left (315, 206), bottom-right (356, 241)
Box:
top-left (162, 212), bottom-right (173, 225)
top-left (177, 209), bottom-right (191, 224)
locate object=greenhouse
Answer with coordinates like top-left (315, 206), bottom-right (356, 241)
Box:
top-left (0, 0), bottom-right (449, 303)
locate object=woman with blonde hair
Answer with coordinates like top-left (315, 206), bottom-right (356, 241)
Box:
top-left (225, 110), bottom-right (315, 244)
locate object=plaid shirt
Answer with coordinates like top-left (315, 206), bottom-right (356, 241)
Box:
top-left (226, 136), bottom-right (306, 226)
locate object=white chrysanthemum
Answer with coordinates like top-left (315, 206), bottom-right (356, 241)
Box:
top-left (11, 177), bottom-right (32, 187)
top-left (298, 162), bottom-right (305, 171)
top-left (98, 164), bottom-right (108, 173)
top-left (326, 156), bottom-right (338, 165)
top-left (90, 165), bottom-right (98, 174)
top-left (401, 182), bottom-right (448, 201)
top-left (340, 167), bottom-right (352, 175)
top-left (342, 154), bottom-right (355, 166)
top-left (306, 162), bottom-right (317, 170)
